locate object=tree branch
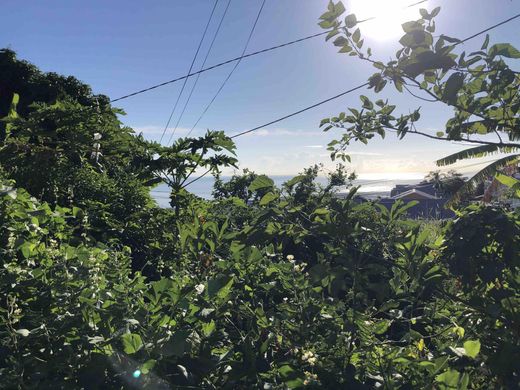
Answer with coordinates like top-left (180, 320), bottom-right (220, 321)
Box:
top-left (386, 126), bottom-right (520, 148)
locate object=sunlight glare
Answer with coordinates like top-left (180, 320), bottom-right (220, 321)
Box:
top-left (349, 0), bottom-right (427, 41)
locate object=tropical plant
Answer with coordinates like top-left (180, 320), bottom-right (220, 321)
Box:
top-left (422, 170), bottom-right (466, 197)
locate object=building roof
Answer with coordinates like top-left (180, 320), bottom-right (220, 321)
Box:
top-left (391, 188), bottom-right (439, 200)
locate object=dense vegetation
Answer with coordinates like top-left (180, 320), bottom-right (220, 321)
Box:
top-left (1, 4), bottom-right (520, 389)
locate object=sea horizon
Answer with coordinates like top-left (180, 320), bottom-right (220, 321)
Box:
top-left (150, 175), bottom-right (422, 207)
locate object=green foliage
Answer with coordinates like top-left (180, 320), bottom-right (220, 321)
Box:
top-left (2, 44), bottom-right (520, 388)
top-left (320, 3), bottom-right (520, 204)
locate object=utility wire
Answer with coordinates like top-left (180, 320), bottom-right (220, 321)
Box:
top-left (183, 83), bottom-right (368, 187)
top-left (158, 0), bottom-right (220, 143)
top-left (111, 30), bottom-right (327, 103)
top-left (459, 12), bottom-right (520, 44)
top-left (168, 0), bottom-right (233, 142)
top-left (176, 0), bottom-right (267, 143)
top-left (229, 83), bottom-right (369, 139)
top-left (183, 12), bottom-right (520, 188)
top-left (110, 0), bottom-right (427, 103)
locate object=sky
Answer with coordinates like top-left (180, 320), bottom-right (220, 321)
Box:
top-left (2, 0), bottom-right (520, 179)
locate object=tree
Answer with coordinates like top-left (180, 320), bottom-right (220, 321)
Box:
top-left (149, 130), bottom-right (237, 213)
top-left (319, 2), bottom-right (520, 205)
top-left (213, 168), bottom-right (259, 203)
top-left (423, 170), bottom-right (466, 197)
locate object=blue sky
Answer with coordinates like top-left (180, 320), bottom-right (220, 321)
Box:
top-left (2, 0), bottom-right (519, 179)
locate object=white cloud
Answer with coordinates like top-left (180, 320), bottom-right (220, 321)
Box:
top-left (347, 151), bottom-right (383, 156)
top-left (304, 145), bottom-right (323, 148)
top-left (233, 128), bottom-right (324, 138)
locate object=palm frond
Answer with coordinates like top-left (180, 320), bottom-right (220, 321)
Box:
top-left (447, 154), bottom-right (520, 207)
top-left (437, 144), bottom-right (519, 166)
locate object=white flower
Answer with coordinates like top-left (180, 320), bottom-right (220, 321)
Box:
top-left (194, 284), bottom-right (205, 295)
top-left (286, 254), bottom-right (295, 262)
top-left (303, 371), bottom-right (319, 385)
top-left (93, 133), bottom-right (102, 140)
top-left (301, 350), bottom-right (317, 365)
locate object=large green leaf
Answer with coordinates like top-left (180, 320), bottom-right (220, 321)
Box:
top-left (436, 144), bottom-right (518, 166)
top-left (495, 173), bottom-right (520, 196)
top-left (207, 276), bottom-right (234, 299)
top-left (436, 369), bottom-right (460, 388)
top-left (463, 339), bottom-right (481, 358)
top-left (248, 175), bottom-right (274, 192)
top-left (259, 192), bottom-right (278, 206)
top-left (121, 333), bottom-right (143, 354)
top-left (489, 43), bottom-right (520, 58)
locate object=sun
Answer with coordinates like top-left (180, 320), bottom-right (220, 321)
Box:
top-left (348, 0), bottom-right (427, 41)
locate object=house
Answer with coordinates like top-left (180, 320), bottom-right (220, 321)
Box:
top-left (391, 188), bottom-right (439, 201)
top-left (390, 182), bottom-right (438, 198)
top-left (382, 182), bottom-right (454, 219)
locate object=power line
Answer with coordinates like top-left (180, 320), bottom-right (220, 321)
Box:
top-left (182, 83), bottom-right (369, 187)
top-left (158, 0), bottom-right (220, 144)
top-left (166, 0), bottom-right (233, 142)
top-left (111, 31), bottom-right (328, 103)
top-left (110, 0), bottom-right (428, 103)
top-left (229, 83), bottom-right (369, 139)
top-left (178, 0), bottom-right (267, 142)
top-left (459, 12), bottom-right (520, 44)
top-left (183, 12), bottom-right (520, 188)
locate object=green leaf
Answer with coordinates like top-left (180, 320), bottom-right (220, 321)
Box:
top-left (333, 1), bottom-right (345, 16)
top-left (339, 45), bottom-right (352, 53)
top-left (419, 8), bottom-right (430, 20)
top-left (278, 365), bottom-right (295, 379)
top-left (208, 276), bottom-right (234, 300)
top-left (436, 369), bottom-right (460, 388)
top-left (286, 378), bottom-right (304, 388)
top-left (333, 36), bottom-right (348, 47)
top-left (313, 208), bottom-right (329, 215)
top-left (248, 175), bottom-right (274, 192)
top-left (345, 13), bottom-right (357, 28)
top-left (430, 6), bottom-right (441, 17)
top-left (326, 29), bottom-right (340, 41)
top-left (496, 173), bottom-right (520, 196)
top-left (202, 320), bottom-right (216, 337)
top-left (19, 243), bottom-right (32, 259)
top-left (489, 43), bottom-right (520, 58)
top-left (402, 21), bottom-right (422, 33)
top-left (320, 118), bottom-right (330, 126)
top-left (360, 95), bottom-right (373, 109)
top-left (140, 359), bottom-right (156, 375)
top-left (481, 34), bottom-right (490, 50)
top-left (121, 333), bottom-right (143, 354)
top-left (463, 339), bottom-right (481, 358)
top-left (285, 175), bottom-right (304, 187)
top-left (442, 72), bottom-right (464, 104)
top-left (352, 28), bottom-right (360, 43)
top-left (162, 330), bottom-right (190, 357)
top-left (260, 192), bottom-right (278, 206)
top-left (373, 320), bottom-right (390, 335)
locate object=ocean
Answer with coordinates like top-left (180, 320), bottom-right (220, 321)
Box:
top-left (150, 176), bottom-right (421, 208)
